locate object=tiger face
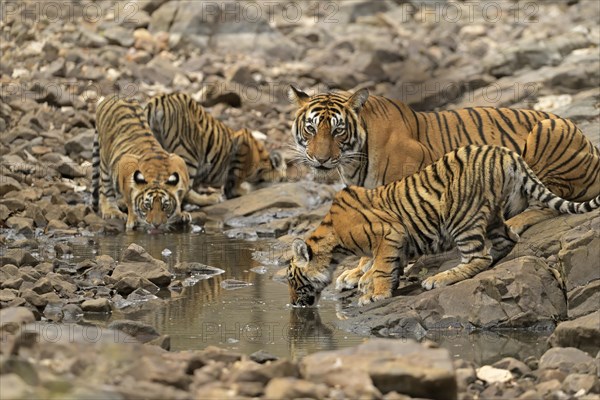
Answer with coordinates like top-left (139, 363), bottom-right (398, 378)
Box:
top-left (287, 236), bottom-right (339, 307)
top-left (117, 153), bottom-right (190, 230)
top-left (288, 86), bottom-right (369, 180)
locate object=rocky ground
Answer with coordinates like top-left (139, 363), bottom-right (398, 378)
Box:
top-left (1, 1), bottom-right (599, 399)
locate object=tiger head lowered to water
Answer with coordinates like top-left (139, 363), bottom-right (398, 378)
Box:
top-left (92, 96), bottom-right (191, 231)
top-left (287, 145), bottom-right (600, 307)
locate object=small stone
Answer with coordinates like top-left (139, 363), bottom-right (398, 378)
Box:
top-left (1, 249), bottom-right (38, 267)
top-left (81, 298), bottom-right (111, 313)
top-left (477, 365), bottom-right (513, 384)
top-left (31, 278), bottom-right (54, 294)
top-left (562, 373), bottom-right (598, 395)
top-left (0, 307), bottom-right (36, 333)
top-left (250, 350), bottom-right (279, 364)
top-left (5, 217), bottom-right (34, 235)
top-left (0, 176), bottom-right (22, 196)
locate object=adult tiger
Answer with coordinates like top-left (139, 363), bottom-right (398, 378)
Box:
top-left (287, 145), bottom-right (600, 307)
top-left (145, 92), bottom-right (286, 206)
top-left (288, 87), bottom-right (600, 231)
top-left (92, 95), bottom-right (191, 231)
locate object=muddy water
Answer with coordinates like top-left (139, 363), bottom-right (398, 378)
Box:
top-left (88, 228), bottom-right (365, 360)
top-left (84, 229), bottom-right (550, 362)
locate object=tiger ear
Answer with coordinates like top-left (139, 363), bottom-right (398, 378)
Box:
top-left (346, 88), bottom-right (369, 114)
top-left (269, 151), bottom-right (285, 170)
top-left (288, 85), bottom-right (310, 107)
top-left (292, 238), bottom-right (311, 264)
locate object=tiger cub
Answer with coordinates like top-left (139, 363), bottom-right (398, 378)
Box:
top-left (92, 96), bottom-right (191, 231)
top-left (145, 92), bottom-right (286, 206)
top-left (287, 145), bottom-right (600, 307)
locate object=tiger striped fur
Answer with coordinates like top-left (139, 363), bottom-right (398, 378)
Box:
top-left (288, 87), bottom-right (599, 202)
top-left (287, 145), bottom-right (600, 307)
top-left (92, 95), bottom-right (191, 231)
top-left (145, 92), bottom-right (286, 206)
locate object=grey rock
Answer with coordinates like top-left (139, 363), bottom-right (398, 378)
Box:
top-left (114, 275), bottom-right (159, 295)
top-left (1, 249), bottom-right (38, 267)
top-left (558, 225), bottom-right (600, 291)
top-left (102, 25), bottom-right (135, 47)
top-left (539, 347), bottom-right (597, 374)
top-left (64, 130), bottom-right (95, 157)
top-left (112, 262), bottom-right (172, 287)
top-left (5, 216), bottom-right (34, 235)
top-left (0, 175), bottom-right (22, 196)
top-left (250, 349), bottom-right (279, 364)
top-left (548, 311), bottom-right (600, 355)
top-left (81, 298), bottom-right (111, 313)
top-left (107, 319), bottom-right (160, 343)
top-left (301, 339), bottom-right (456, 400)
top-left (567, 280), bottom-right (600, 319)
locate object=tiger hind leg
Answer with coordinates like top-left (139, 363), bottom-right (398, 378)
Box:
top-left (506, 206), bottom-right (557, 235)
top-left (335, 257), bottom-right (373, 291)
top-left (422, 232), bottom-right (493, 290)
top-left (488, 220), bottom-right (520, 263)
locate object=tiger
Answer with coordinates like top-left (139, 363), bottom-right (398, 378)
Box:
top-left (287, 144), bottom-right (600, 307)
top-left (145, 92), bottom-right (286, 206)
top-left (92, 95), bottom-right (191, 231)
top-left (288, 87), bottom-right (600, 232)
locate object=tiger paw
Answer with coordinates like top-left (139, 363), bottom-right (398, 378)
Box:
top-left (357, 269), bottom-right (375, 295)
top-left (335, 267), bottom-right (363, 291)
top-left (180, 212), bottom-right (192, 225)
top-left (421, 274), bottom-right (451, 290)
top-left (100, 207), bottom-right (126, 220)
top-left (357, 291), bottom-right (392, 306)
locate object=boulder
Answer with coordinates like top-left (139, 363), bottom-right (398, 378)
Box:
top-left (539, 347), bottom-right (597, 374)
top-left (548, 311), bottom-right (600, 355)
top-left (300, 339), bottom-right (456, 400)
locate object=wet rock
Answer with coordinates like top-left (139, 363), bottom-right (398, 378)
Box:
top-left (112, 262), bottom-right (171, 287)
top-left (301, 339), bottom-right (456, 400)
top-left (539, 347), bottom-right (597, 374)
top-left (264, 377), bottom-right (330, 400)
top-left (548, 311), bottom-right (600, 355)
top-left (172, 262), bottom-right (225, 276)
top-left (220, 279), bottom-right (253, 290)
top-left (81, 298), bottom-right (111, 313)
top-left (186, 346), bottom-right (243, 373)
top-left (107, 320), bottom-right (160, 343)
top-left (250, 350), bottom-right (279, 364)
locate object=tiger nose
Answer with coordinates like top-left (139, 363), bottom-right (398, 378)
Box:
top-left (315, 155), bottom-right (330, 164)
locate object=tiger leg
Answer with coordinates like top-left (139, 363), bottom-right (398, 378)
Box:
top-left (506, 206), bottom-right (558, 236)
top-left (98, 165), bottom-right (126, 220)
top-left (422, 232), bottom-right (493, 290)
top-left (488, 220), bottom-right (520, 264)
top-left (357, 232), bottom-right (405, 306)
top-left (335, 257), bottom-right (373, 291)
top-left (185, 189), bottom-right (223, 207)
